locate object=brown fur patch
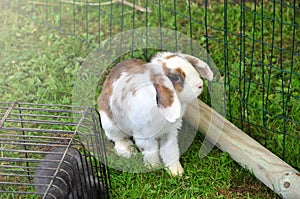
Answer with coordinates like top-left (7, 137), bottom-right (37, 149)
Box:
top-left (165, 54), bottom-right (177, 59)
top-left (175, 67), bottom-right (186, 78)
top-left (183, 55), bottom-right (200, 67)
top-left (98, 59), bottom-right (147, 119)
top-left (150, 73), bottom-right (174, 108)
top-left (173, 81), bottom-right (184, 92)
top-left (154, 83), bottom-right (174, 108)
top-left (171, 67), bottom-right (185, 92)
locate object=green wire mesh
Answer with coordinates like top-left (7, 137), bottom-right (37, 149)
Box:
top-left (2, 0), bottom-right (299, 170)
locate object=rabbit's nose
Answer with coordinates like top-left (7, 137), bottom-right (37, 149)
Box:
top-left (197, 83), bottom-right (203, 89)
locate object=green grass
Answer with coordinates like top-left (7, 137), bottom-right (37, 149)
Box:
top-left (1, 0), bottom-right (299, 198)
top-left (109, 133), bottom-right (277, 198)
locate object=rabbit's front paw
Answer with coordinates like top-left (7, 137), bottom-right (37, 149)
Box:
top-left (115, 139), bottom-right (135, 158)
top-left (167, 161), bottom-right (183, 177)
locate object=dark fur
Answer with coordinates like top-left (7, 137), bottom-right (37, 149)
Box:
top-left (34, 147), bottom-right (107, 199)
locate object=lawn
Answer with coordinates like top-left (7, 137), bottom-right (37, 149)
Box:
top-left (1, 0), bottom-right (299, 198)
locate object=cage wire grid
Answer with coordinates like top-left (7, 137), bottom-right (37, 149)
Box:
top-left (0, 102), bottom-right (110, 198)
top-left (1, 0), bottom-right (299, 192)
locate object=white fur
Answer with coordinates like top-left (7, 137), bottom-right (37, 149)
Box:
top-left (98, 52), bottom-right (213, 176)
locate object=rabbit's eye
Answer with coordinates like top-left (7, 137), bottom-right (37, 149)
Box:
top-left (169, 74), bottom-right (182, 82)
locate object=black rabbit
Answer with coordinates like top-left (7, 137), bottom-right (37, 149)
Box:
top-left (34, 147), bottom-right (107, 199)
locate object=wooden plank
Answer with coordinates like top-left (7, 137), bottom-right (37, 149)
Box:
top-left (184, 99), bottom-right (300, 199)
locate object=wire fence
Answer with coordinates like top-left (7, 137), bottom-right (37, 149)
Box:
top-left (2, 0), bottom-right (299, 170)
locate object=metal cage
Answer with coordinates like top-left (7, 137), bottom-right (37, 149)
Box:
top-left (0, 102), bottom-right (110, 199)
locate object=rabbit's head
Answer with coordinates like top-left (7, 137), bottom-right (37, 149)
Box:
top-left (150, 52), bottom-right (213, 106)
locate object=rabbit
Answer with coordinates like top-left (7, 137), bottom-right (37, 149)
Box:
top-left (34, 147), bottom-right (107, 199)
top-left (97, 52), bottom-right (213, 176)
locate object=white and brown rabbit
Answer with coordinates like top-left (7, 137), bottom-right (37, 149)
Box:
top-left (98, 52), bottom-right (213, 176)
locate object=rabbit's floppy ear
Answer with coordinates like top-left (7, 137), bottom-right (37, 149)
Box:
top-left (153, 75), bottom-right (181, 123)
top-left (178, 53), bottom-right (214, 81)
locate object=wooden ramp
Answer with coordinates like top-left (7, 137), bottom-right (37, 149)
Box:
top-left (184, 99), bottom-right (300, 199)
